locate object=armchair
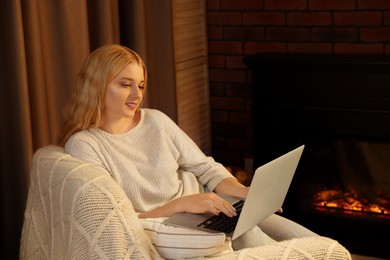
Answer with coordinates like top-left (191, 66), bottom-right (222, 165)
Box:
top-left (20, 146), bottom-right (351, 259)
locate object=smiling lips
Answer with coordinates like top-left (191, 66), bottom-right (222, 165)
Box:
top-left (125, 101), bottom-right (138, 110)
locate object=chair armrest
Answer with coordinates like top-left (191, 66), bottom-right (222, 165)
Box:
top-left (70, 174), bottom-right (160, 259)
top-left (20, 146), bottom-right (162, 259)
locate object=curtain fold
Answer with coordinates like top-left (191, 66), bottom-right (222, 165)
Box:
top-left (22, 0), bottom-right (92, 148)
top-left (87, 0), bottom-right (120, 50)
top-left (0, 1), bottom-right (123, 258)
top-left (0, 1), bottom-right (32, 258)
top-left (119, 0), bottom-right (178, 121)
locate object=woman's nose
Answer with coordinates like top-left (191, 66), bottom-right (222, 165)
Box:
top-left (130, 86), bottom-right (142, 98)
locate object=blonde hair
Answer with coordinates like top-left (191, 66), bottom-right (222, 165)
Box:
top-left (57, 44), bottom-right (147, 146)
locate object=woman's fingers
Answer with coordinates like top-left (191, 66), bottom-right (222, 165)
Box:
top-left (181, 192), bottom-right (238, 217)
top-left (211, 195), bottom-right (237, 217)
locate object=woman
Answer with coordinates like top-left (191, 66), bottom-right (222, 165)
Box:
top-left (58, 44), bottom-right (316, 257)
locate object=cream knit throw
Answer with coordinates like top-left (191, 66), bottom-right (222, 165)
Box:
top-left (204, 236), bottom-right (352, 260)
top-left (20, 146), bottom-right (351, 259)
top-left (20, 146), bottom-right (160, 259)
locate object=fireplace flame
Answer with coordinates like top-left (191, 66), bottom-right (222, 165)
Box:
top-left (312, 189), bottom-right (390, 219)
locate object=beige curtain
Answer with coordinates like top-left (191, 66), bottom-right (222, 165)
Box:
top-left (0, 0), bottom-right (177, 258)
top-left (126, 0), bottom-right (178, 120)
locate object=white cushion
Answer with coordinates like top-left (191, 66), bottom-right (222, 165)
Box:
top-left (140, 217), bottom-right (233, 259)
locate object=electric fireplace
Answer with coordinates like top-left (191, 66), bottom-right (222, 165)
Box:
top-left (243, 54), bottom-right (390, 258)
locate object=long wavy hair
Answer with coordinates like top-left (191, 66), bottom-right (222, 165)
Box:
top-left (57, 44), bottom-right (147, 146)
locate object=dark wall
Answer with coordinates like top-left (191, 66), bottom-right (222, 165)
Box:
top-left (206, 0), bottom-right (390, 168)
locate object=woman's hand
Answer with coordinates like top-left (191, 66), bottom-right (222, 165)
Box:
top-left (138, 192), bottom-right (237, 219)
top-left (176, 192), bottom-right (237, 217)
top-left (138, 177), bottom-right (248, 219)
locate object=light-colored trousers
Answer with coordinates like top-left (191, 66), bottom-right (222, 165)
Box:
top-left (232, 214), bottom-right (318, 250)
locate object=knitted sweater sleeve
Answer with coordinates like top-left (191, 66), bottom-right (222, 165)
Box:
top-left (151, 109), bottom-right (234, 191)
top-left (65, 134), bottom-right (101, 164)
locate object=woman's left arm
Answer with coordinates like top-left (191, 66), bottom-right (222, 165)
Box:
top-left (214, 177), bottom-right (283, 213)
top-left (156, 110), bottom-right (249, 198)
top-left (213, 177), bottom-right (249, 199)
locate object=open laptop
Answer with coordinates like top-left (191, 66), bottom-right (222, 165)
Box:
top-left (163, 145), bottom-right (304, 240)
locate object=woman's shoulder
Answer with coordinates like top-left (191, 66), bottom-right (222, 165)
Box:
top-left (142, 108), bottom-right (175, 124)
top-left (141, 108), bottom-right (180, 136)
top-left (65, 129), bottom-right (100, 149)
top-left (143, 108), bottom-right (167, 117)
top-left (64, 129), bottom-right (106, 165)
top-left (68, 129), bottom-right (95, 140)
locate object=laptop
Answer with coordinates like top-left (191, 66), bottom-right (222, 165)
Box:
top-left (163, 145), bottom-right (305, 240)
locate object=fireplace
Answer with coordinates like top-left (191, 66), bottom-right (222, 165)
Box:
top-left (243, 54), bottom-right (390, 258)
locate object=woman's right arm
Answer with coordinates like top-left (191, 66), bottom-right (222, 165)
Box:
top-left (138, 192), bottom-right (237, 219)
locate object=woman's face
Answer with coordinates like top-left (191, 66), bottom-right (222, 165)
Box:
top-left (103, 62), bottom-right (145, 121)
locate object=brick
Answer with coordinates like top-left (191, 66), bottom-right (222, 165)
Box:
top-left (245, 98), bottom-right (253, 112)
top-left (334, 12), bottom-right (383, 26)
top-left (245, 126), bottom-right (253, 138)
top-left (208, 41), bottom-right (243, 54)
top-left (385, 11), bottom-right (390, 25)
top-left (361, 28), bottom-right (390, 42)
top-left (244, 42), bottom-right (287, 55)
top-left (211, 110), bottom-right (229, 123)
top-left (334, 43), bottom-right (383, 54)
top-left (207, 11), bottom-right (242, 25)
top-left (245, 70), bottom-right (253, 84)
top-left (309, 0), bottom-right (356, 10)
top-left (207, 26), bottom-right (224, 39)
top-left (209, 82), bottom-right (225, 96)
top-left (385, 44), bottom-right (390, 54)
top-left (312, 27), bottom-right (358, 42)
top-left (226, 56), bottom-right (248, 69)
top-left (288, 12), bottom-right (332, 25)
top-left (210, 96), bottom-right (246, 110)
top-left (265, 0), bottom-right (307, 10)
top-left (208, 55), bottom-right (226, 68)
top-left (230, 112), bottom-right (253, 125)
top-left (358, 0), bottom-right (390, 10)
top-left (211, 124), bottom-right (245, 137)
top-left (224, 26), bottom-right (265, 41)
top-left (243, 12), bottom-right (285, 25)
top-left (288, 43), bottom-right (332, 53)
top-left (209, 68), bottom-right (246, 83)
top-left (212, 150), bottom-right (242, 165)
top-left (207, 0), bottom-right (221, 10)
top-left (227, 138), bottom-right (253, 152)
top-left (226, 83), bottom-right (252, 97)
top-left (221, 0), bottom-right (264, 10)
top-left (267, 27), bottom-right (310, 41)
top-left (211, 136), bottom-right (227, 149)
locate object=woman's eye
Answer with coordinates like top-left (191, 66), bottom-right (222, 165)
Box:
top-left (121, 83), bottom-right (144, 90)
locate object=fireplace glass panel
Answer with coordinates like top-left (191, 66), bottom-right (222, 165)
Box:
top-left (297, 140), bottom-right (390, 220)
top-left (243, 54), bottom-right (390, 258)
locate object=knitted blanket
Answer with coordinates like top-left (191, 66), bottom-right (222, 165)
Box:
top-left (20, 146), bottom-right (351, 259)
top-left (199, 236), bottom-right (352, 260)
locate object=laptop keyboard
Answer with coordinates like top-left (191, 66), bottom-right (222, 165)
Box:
top-left (197, 200), bottom-right (244, 233)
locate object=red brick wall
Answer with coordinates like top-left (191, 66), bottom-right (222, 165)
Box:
top-left (207, 0), bottom-right (390, 168)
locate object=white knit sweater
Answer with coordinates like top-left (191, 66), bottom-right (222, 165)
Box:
top-left (65, 108), bottom-right (233, 213)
